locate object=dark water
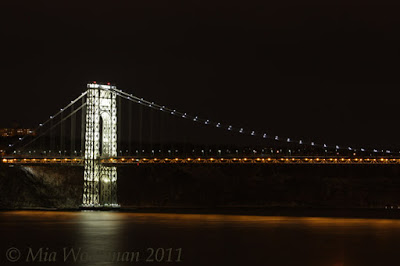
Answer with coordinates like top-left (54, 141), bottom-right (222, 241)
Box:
top-left (1, 211), bottom-right (400, 266)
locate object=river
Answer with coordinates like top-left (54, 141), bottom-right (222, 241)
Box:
top-left (0, 211), bottom-right (399, 265)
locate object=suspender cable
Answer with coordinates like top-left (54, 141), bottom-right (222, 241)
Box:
top-left (118, 96), bottom-right (122, 156)
top-left (128, 99), bottom-right (132, 155)
top-left (159, 110), bottom-right (164, 156)
top-left (139, 103), bottom-right (143, 156)
top-left (158, 110), bottom-right (162, 156)
top-left (50, 119), bottom-right (54, 156)
top-left (60, 110), bottom-right (64, 157)
top-left (81, 95), bottom-right (86, 157)
top-left (39, 122), bottom-right (45, 156)
top-left (150, 107), bottom-right (154, 155)
top-left (71, 104), bottom-right (76, 157)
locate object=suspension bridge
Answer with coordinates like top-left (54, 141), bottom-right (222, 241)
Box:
top-left (1, 82), bottom-right (398, 208)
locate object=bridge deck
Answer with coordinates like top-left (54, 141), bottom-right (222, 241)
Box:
top-left (2, 157), bottom-right (400, 165)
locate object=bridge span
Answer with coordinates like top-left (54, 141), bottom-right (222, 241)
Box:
top-left (2, 156), bottom-right (400, 165)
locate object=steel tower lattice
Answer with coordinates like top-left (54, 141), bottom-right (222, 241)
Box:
top-left (82, 83), bottom-right (119, 208)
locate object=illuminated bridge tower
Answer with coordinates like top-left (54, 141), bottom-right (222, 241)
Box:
top-left (82, 83), bottom-right (119, 208)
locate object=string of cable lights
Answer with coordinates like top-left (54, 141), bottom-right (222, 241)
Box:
top-left (9, 85), bottom-right (396, 156)
top-left (9, 91), bottom-right (88, 149)
top-left (19, 102), bottom-right (87, 150)
top-left (111, 87), bottom-right (396, 155)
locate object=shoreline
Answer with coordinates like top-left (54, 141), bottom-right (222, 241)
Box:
top-left (2, 206), bottom-right (400, 220)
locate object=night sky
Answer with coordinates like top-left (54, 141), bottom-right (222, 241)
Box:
top-left (1, 1), bottom-right (400, 149)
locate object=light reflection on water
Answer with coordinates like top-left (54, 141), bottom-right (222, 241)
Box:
top-left (1, 211), bottom-right (400, 265)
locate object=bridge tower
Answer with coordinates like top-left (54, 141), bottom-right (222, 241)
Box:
top-left (82, 83), bottom-right (119, 208)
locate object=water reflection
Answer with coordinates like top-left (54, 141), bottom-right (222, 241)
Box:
top-left (76, 212), bottom-right (123, 265)
top-left (1, 211), bottom-right (400, 265)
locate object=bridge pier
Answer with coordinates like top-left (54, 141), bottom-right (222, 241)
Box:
top-left (81, 83), bottom-right (119, 209)
top-left (82, 160), bottom-right (118, 207)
